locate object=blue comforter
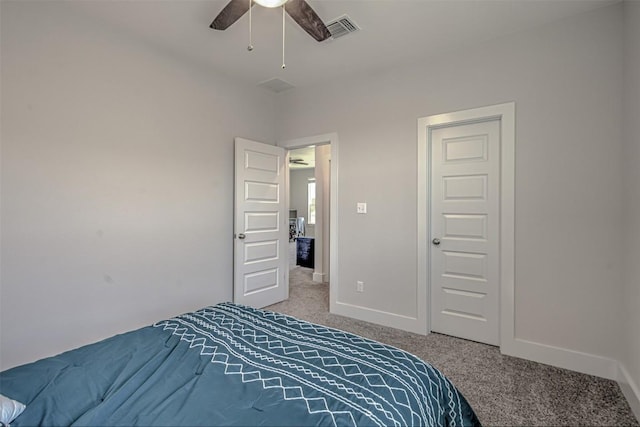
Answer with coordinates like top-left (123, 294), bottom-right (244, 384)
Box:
top-left (1, 303), bottom-right (480, 426)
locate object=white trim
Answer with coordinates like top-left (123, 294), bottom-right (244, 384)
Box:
top-left (312, 272), bottom-right (326, 283)
top-left (332, 301), bottom-right (428, 334)
top-left (280, 133), bottom-right (337, 149)
top-left (503, 337), bottom-right (640, 419)
top-left (417, 102), bottom-right (516, 343)
top-left (618, 363), bottom-right (640, 421)
top-left (416, 115), bottom-right (429, 335)
top-left (507, 337), bottom-right (618, 379)
top-left (284, 149), bottom-right (290, 300)
top-left (277, 133), bottom-right (339, 309)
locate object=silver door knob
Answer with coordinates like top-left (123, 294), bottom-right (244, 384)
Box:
top-left (432, 238), bottom-right (441, 246)
top-left (238, 233), bottom-right (246, 240)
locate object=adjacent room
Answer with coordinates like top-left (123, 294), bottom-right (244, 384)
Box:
top-left (1, 0), bottom-right (639, 425)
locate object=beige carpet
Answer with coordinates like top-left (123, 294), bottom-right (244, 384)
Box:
top-left (268, 267), bottom-right (639, 426)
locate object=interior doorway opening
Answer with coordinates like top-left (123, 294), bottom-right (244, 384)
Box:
top-left (287, 144), bottom-right (330, 284)
top-left (277, 132), bottom-right (339, 315)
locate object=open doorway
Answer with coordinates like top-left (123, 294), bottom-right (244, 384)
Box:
top-left (276, 132), bottom-right (338, 317)
top-left (287, 145), bottom-right (330, 286)
top-left (288, 146), bottom-right (315, 271)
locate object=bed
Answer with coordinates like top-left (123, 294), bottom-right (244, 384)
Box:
top-left (0, 302), bottom-right (480, 426)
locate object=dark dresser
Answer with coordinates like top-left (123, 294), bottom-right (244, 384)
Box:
top-left (296, 237), bottom-right (314, 268)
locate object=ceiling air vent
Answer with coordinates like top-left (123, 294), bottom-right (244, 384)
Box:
top-left (257, 78), bottom-right (295, 93)
top-left (326, 15), bottom-right (360, 39)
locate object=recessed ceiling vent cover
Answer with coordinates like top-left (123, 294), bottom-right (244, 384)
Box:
top-left (326, 15), bottom-right (359, 39)
top-left (257, 78), bottom-right (295, 93)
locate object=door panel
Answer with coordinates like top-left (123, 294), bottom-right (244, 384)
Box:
top-left (234, 138), bottom-right (288, 308)
top-left (442, 174), bottom-right (488, 200)
top-left (431, 120), bottom-right (500, 345)
top-left (443, 214), bottom-right (488, 240)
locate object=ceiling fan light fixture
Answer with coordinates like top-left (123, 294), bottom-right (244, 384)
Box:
top-left (254, 0), bottom-right (288, 8)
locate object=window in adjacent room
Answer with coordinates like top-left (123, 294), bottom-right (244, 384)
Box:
top-left (308, 179), bottom-right (316, 225)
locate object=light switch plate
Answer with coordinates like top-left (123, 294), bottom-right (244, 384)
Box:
top-left (357, 202), bottom-right (367, 214)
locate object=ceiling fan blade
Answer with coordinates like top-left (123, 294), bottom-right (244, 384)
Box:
top-left (210, 0), bottom-right (252, 30)
top-left (284, 0), bottom-right (331, 42)
top-left (290, 158), bottom-right (309, 165)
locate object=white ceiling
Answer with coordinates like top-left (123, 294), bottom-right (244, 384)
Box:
top-left (71, 0), bottom-right (616, 91)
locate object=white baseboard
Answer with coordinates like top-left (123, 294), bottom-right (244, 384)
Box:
top-left (312, 272), bottom-right (326, 283)
top-left (330, 300), bottom-right (427, 335)
top-left (501, 337), bottom-right (618, 380)
top-left (618, 363), bottom-right (640, 422)
top-left (474, 336), bottom-right (640, 421)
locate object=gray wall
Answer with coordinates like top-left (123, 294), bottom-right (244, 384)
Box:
top-left (277, 4), bottom-right (625, 360)
top-left (622, 0), bottom-right (640, 406)
top-left (0, 1), bottom-right (276, 369)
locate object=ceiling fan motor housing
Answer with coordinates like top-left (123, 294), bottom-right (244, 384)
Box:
top-left (254, 0), bottom-right (288, 8)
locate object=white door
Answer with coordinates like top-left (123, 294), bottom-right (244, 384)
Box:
top-left (430, 120), bottom-right (500, 345)
top-left (234, 138), bottom-right (288, 308)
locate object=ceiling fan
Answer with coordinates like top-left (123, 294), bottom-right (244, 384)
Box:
top-left (289, 158), bottom-right (309, 166)
top-left (210, 0), bottom-right (331, 42)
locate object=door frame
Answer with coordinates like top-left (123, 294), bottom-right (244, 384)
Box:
top-left (277, 133), bottom-right (339, 311)
top-left (417, 102), bottom-right (515, 350)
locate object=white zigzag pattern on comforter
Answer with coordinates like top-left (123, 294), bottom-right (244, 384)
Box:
top-left (157, 320), bottom-right (365, 427)
top-left (192, 309), bottom-right (431, 424)
top-left (213, 304), bottom-right (464, 425)
top-left (214, 304), bottom-right (453, 423)
top-left (154, 303), bottom-right (467, 427)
